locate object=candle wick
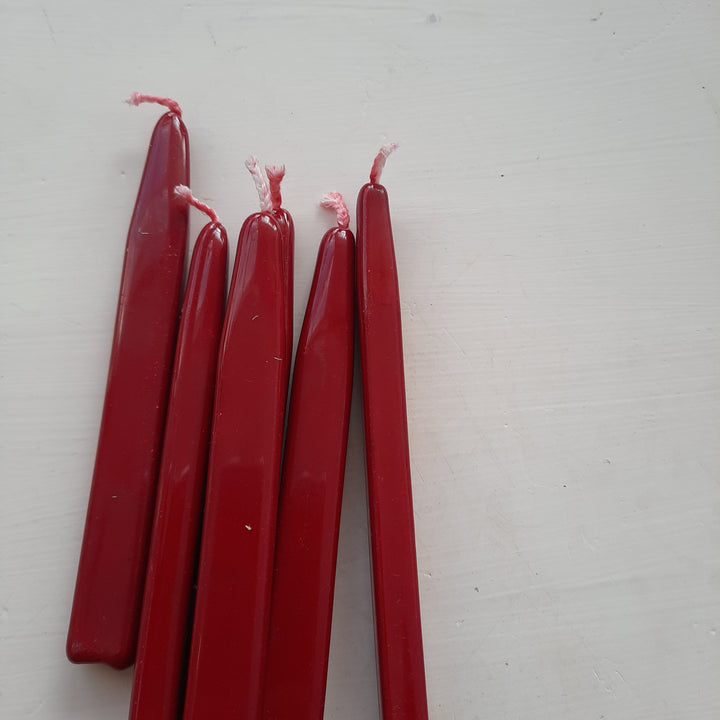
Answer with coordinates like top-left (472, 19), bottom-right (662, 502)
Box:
top-left (265, 165), bottom-right (286, 211)
top-left (174, 185), bottom-right (220, 224)
top-left (369, 142), bottom-right (398, 184)
top-left (125, 92), bottom-right (182, 117)
top-left (320, 192), bottom-right (350, 229)
top-left (245, 156), bottom-right (272, 212)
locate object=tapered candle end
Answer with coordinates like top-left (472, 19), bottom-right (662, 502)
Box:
top-left (174, 185), bottom-right (220, 224)
top-left (125, 92), bottom-right (183, 117)
top-left (320, 192), bottom-right (350, 229)
top-left (369, 142), bottom-right (398, 184)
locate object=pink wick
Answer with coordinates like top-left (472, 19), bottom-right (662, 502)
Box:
top-left (265, 165), bottom-right (285, 210)
top-left (320, 192), bottom-right (350, 229)
top-left (369, 142), bottom-right (398, 184)
top-left (174, 185), bottom-right (220, 224)
top-left (125, 92), bottom-right (182, 116)
top-left (245, 156), bottom-right (272, 212)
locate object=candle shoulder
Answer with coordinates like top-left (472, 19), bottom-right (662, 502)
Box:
top-left (147, 111), bottom-right (189, 155)
top-left (137, 112), bottom-right (189, 215)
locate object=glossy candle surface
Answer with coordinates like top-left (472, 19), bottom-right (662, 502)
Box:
top-left (67, 112), bottom-right (189, 669)
top-left (272, 207), bottom-right (294, 391)
top-left (262, 227), bottom-right (355, 720)
top-left (356, 184), bottom-right (429, 720)
top-left (184, 213), bottom-right (286, 720)
top-left (129, 222), bottom-right (227, 720)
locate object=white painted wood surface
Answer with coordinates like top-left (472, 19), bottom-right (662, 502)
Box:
top-left (1, 1), bottom-right (719, 718)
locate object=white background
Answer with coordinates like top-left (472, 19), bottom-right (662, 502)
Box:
top-left (1, 1), bottom-right (719, 718)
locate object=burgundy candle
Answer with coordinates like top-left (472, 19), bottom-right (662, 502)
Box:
top-left (262, 193), bottom-right (355, 720)
top-left (129, 188), bottom-right (227, 720)
top-left (67, 94), bottom-right (189, 669)
top-left (356, 145), bottom-right (429, 720)
top-left (183, 163), bottom-right (289, 720)
top-left (265, 164), bottom-right (294, 394)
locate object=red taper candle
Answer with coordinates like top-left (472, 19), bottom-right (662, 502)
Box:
top-left (67, 94), bottom-right (189, 669)
top-left (247, 158), bottom-right (294, 394)
top-left (265, 164), bottom-right (294, 391)
top-left (129, 188), bottom-right (227, 720)
top-left (262, 193), bottom-right (355, 720)
top-left (356, 145), bottom-right (429, 720)
top-left (183, 167), bottom-right (288, 720)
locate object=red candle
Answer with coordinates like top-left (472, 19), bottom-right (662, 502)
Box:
top-left (265, 164), bottom-right (294, 395)
top-left (67, 94), bottom-right (189, 669)
top-left (129, 188), bottom-right (227, 720)
top-left (356, 145), bottom-right (429, 720)
top-left (183, 171), bottom-right (288, 720)
top-left (262, 193), bottom-right (355, 720)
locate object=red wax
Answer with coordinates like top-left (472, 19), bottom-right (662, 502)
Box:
top-left (67, 111), bottom-right (189, 669)
top-left (271, 207), bottom-right (294, 391)
top-left (356, 183), bottom-right (429, 720)
top-left (184, 212), bottom-right (287, 720)
top-left (262, 227), bottom-right (355, 720)
top-left (129, 222), bottom-right (227, 720)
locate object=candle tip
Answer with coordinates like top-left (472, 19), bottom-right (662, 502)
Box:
top-left (174, 185), bottom-right (220, 224)
top-left (369, 142), bottom-right (398, 184)
top-left (124, 92), bottom-right (182, 117)
top-left (265, 165), bottom-right (286, 210)
top-left (320, 192), bottom-right (350, 229)
top-left (245, 156), bottom-right (272, 212)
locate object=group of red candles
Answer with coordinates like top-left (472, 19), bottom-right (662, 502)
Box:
top-left (66, 95), bottom-right (428, 720)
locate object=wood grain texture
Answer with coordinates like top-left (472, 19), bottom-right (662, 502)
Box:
top-left (1, 1), bottom-right (719, 718)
